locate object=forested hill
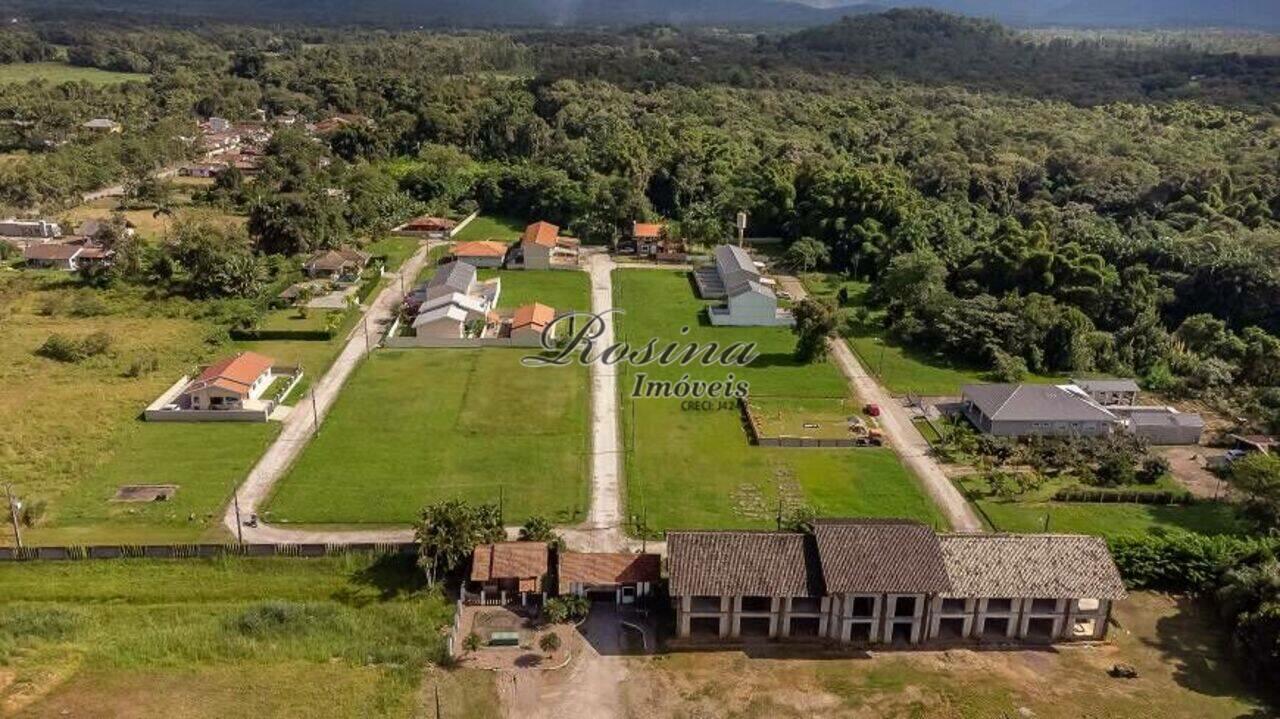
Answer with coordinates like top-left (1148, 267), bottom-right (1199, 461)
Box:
top-left (2, 0), bottom-right (869, 28)
top-left (776, 10), bottom-right (1280, 107)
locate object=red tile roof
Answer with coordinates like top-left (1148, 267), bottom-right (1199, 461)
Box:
top-left (558, 552), bottom-right (661, 592)
top-left (522, 221), bottom-right (559, 248)
top-left (23, 243), bottom-right (81, 261)
top-left (191, 351), bottom-right (274, 395)
top-left (470, 542), bottom-right (549, 582)
top-left (510, 303), bottom-right (555, 332)
top-left (452, 240), bottom-right (508, 258)
top-left (633, 222), bottom-right (663, 239)
top-left (404, 215), bottom-right (457, 232)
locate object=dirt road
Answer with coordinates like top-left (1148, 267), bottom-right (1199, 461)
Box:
top-left (221, 243), bottom-right (436, 544)
top-left (776, 275), bottom-right (984, 533)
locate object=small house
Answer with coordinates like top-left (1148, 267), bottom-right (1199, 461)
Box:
top-left (558, 552), bottom-right (661, 605)
top-left (180, 351), bottom-right (276, 411)
top-left (81, 118), bottom-right (122, 133)
top-left (0, 219), bottom-right (62, 239)
top-left (699, 245), bottom-right (792, 326)
top-left (450, 240), bottom-right (509, 268)
top-left (508, 303), bottom-right (556, 345)
top-left (303, 247), bottom-right (371, 281)
top-left (468, 542), bottom-right (549, 606)
top-left (23, 243), bottom-right (84, 271)
top-left (1071, 378), bottom-right (1140, 406)
top-left (519, 221), bottom-right (578, 270)
top-left (398, 215), bottom-right (457, 239)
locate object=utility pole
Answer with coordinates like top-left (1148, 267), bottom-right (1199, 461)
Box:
top-left (498, 485), bottom-right (504, 524)
top-left (5, 484), bottom-right (22, 550)
top-left (362, 317), bottom-right (370, 355)
top-left (233, 490), bottom-right (244, 544)
top-left (311, 391), bottom-right (320, 435)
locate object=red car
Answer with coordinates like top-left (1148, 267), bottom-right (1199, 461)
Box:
top-left (863, 403), bottom-right (881, 417)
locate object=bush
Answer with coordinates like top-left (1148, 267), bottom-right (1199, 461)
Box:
top-left (463, 631), bottom-right (482, 652)
top-left (1109, 533), bottom-right (1280, 593)
top-left (544, 596), bottom-right (590, 624)
top-left (36, 331), bottom-right (113, 363)
top-left (1137, 456), bottom-right (1171, 485)
top-left (230, 601), bottom-right (337, 637)
top-left (539, 632), bottom-right (561, 653)
top-left (69, 289), bottom-right (109, 317)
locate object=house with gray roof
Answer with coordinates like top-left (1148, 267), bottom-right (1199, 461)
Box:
top-left (961, 383), bottom-right (1120, 438)
top-left (694, 245), bottom-right (794, 327)
top-left (403, 261), bottom-right (502, 342)
top-left (668, 518), bottom-right (1125, 645)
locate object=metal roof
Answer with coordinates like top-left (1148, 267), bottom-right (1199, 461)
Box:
top-left (962, 384), bottom-right (1118, 423)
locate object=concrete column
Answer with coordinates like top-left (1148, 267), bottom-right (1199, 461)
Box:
top-left (818, 596), bottom-right (830, 637)
top-left (1008, 599), bottom-right (1022, 638)
top-left (679, 609), bottom-right (691, 638)
top-left (730, 614), bottom-right (741, 639)
top-left (718, 613), bottom-right (729, 639)
top-left (780, 597), bottom-right (792, 638)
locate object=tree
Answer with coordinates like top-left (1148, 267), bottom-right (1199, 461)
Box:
top-left (518, 515), bottom-right (562, 548)
top-left (248, 193), bottom-right (351, 256)
top-left (1137, 456), bottom-right (1171, 485)
top-left (164, 219), bottom-right (262, 299)
top-left (784, 237), bottom-right (829, 272)
top-left (539, 632), bottom-right (562, 653)
top-left (1231, 453), bottom-right (1280, 526)
top-left (544, 595), bottom-right (590, 624)
top-left (791, 298), bottom-right (838, 363)
top-left (413, 499), bottom-right (505, 586)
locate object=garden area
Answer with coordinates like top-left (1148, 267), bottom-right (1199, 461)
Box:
top-left (933, 420), bottom-right (1254, 538)
top-left (0, 554), bottom-right (498, 718)
top-left (264, 348), bottom-right (590, 525)
top-left (615, 269), bottom-right (943, 533)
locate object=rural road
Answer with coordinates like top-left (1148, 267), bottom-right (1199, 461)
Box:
top-left (221, 242), bottom-right (436, 544)
top-left (81, 166), bottom-right (180, 203)
top-left (776, 275), bottom-right (984, 533)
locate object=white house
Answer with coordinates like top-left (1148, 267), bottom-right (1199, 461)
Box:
top-left (699, 245), bottom-right (793, 326)
top-left (519, 221), bottom-right (578, 269)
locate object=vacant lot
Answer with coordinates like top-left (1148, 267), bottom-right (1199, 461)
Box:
top-left (451, 214), bottom-right (527, 243)
top-left (969, 494), bottom-right (1249, 538)
top-left (478, 268), bottom-right (591, 312)
top-left (0, 62), bottom-right (149, 85)
top-left (615, 270), bottom-right (943, 533)
top-left (622, 592), bottom-right (1267, 718)
top-left (0, 555), bottom-right (498, 719)
top-left (265, 348), bottom-right (589, 524)
top-left (801, 275), bottom-right (1064, 397)
top-left (61, 197), bottom-right (244, 242)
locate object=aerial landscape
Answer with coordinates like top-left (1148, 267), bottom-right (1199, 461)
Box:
top-left (0, 0), bottom-right (1278, 716)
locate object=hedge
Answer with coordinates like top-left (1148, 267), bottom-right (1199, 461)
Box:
top-left (1053, 488), bottom-right (1193, 505)
top-left (1108, 533), bottom-right (1280, 593)
top-left (229, 328), bottom-right (334, 342)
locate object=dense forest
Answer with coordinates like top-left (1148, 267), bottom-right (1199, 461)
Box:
top-left (0, 11), bottom-right (1278, 432)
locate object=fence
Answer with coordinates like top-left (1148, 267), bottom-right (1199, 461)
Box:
top-left (738, 396), bottom-right (866, 448)
top-left (0, 542), bottom-right (417, 562)
top-left (1052, 488), bottom-right (1194, 505)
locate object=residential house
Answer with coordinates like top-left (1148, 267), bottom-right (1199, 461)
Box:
top-left (1116, 407), bottom-right (1205, 445)
top-left (75, 218), bottom-right (136, 239)
top-left (508, 303), bottom-right (556, 345)
top-left (23, 243), bottom-right (85, 271)
top-left (627, 221), bottom-right (685, 259)
top-left (960, 384), bottom-right (1120, 438)
top-left (519, 221), bottom-right (579, 269)
top-left (303, 247), bottom-right (371, 281)
top-left (180, 163), bottom-right (224, 178)
top-left (668, 519), bottom-right (1125, 645)
top-left (397, 215), bottom-right (457, 239)
top-left (696, 245), bottom-right (792, 326)
top-left (0, 219), bottom-right (62, 239)
top-left (450, 240), bottom-right (509, 268)
top-left (81, 118), bottom-right (122, 133)
top-left (558, 552), bottom-right (661, 605)
top-left (407, 262), bottom-right (501, 339)
top-left (468, 542), bottom-right (550, 606)
top-left (1071, 378), bottom-right (1140, 406)
top-left (179, 351), bottom-right (277, 411)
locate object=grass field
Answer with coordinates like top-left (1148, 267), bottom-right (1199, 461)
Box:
top-left (0, 555), bottom-right (498, 718)
top-left (615, 270), bottom-right (944, 533)
top-left (62, 198), bottom-right (245, 241)
top-left (749, 396), bottom-right (867, 440)
top-left (365, 235), bottom-right (422, 270)
top-left (264, 348), bottom-right (590, 525)
top-left (0, 62), bottom-right (149, 85)
top-left (451, 215), bottom-right (527, 243)
top-left (625, 592), bottom-right (1268, 718)
top-left (478, 268), bottom-right (591, 311)
top-left (0, 254), bottom-right (386, 545)
top-left (801, 274), bottom-right (1065, 396)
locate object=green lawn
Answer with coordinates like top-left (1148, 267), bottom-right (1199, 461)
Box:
top-left (615, 270), bottom-right (944, 533)
top-left (451, 214), bottom-right (527, 243)
top-left (0, 555), bottom-right (494, 718)
top-left (365, 235), bottom-right (422, 270)
top-left (256, 307), bottom-right (345, 333)
top-left (478, 268), bottom-right (591, 312)
top-left (265, 348), bottom-right (590, 525)
top-left (0, 61), bottom-right (149, 85)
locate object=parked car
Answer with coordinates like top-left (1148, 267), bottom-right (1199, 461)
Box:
top-left (864, 403), bottom-right (881, 417)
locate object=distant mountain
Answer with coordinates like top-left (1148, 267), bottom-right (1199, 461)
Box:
top-left (800, 0), bottom-right (1280, 30)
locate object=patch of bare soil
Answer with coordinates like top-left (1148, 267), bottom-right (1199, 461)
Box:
top-left (1158, 446), bottom-right (1231, 499)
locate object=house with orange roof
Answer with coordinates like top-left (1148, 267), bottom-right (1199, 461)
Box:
top-left (467, 542), bottom-right (551, 606)
top-left (450, 240), bottom-right (510, 268)
top-left (558, 551), bottom-right (661, 605)
top-left (396, 214), bottom-right (458, 239)
top-left (507, 303), bottom-right (557, 345)
top-left (145, 351), bottom-right (302, 422)
top-left (519, 221), bottom-right (579, 270)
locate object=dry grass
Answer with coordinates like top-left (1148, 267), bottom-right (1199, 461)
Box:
top-left (621, 593), bottom-right (1269, 719)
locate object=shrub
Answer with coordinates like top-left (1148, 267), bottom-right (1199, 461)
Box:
top-left (1109, 533), bottom-right (1280, 593)
top-left (1138, 456), bottom-right (1171, 485)
top-left (230, 601), bottom-right (337, 637)
top-left (539, 632), bottom-right (561, 653)
top-left (125, 353), bottom-right (160, 378)
top-left (36, 331), bottom-right (112, 363)
top-left (544, 596), bottom-right (590, 624)
top-left (463, 631), bottom-right (482, 652)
